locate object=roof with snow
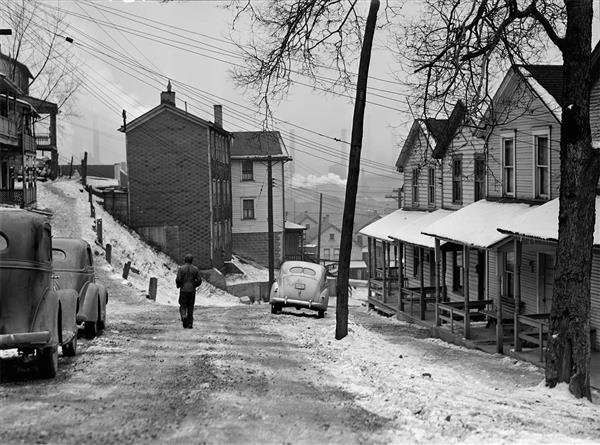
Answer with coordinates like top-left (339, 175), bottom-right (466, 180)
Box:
top-left (231, 131), bottom-right (290, 159)
top-left (421, 200), bottom-right (536, 249)
top-left (497, 197), bottom-right (600, 246)
top-left (359, 209), bottom-right (429, 242)
top-left (396, 119), bottom-right (447, 172)
top-left (519, 65), bottom-right (562, 122)
top-left (284, 221), bottom-right (306, 230)
top-left (389, 209), bottom-right (454, 248)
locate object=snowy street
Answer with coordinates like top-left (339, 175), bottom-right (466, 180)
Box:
top-left (0, 179), bottom-right (599, 444)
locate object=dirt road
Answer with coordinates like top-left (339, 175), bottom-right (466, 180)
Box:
top-left (0, 265), bottom-right (390, 445)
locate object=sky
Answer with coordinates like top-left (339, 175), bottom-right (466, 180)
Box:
top-left (5, 0), bottom-right (600, 211)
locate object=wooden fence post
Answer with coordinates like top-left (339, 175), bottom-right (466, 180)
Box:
top-left (123, 261), bottom-right (131, 279)
top-left (148, 277), bottom-right (157, 301)
top-left (97, 218), bottom-right (103, 246)
top-left (105, 243), bottom-right (112, 264)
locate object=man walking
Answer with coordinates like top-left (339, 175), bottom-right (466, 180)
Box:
top-left (176, 254), bottom-right (202, 329)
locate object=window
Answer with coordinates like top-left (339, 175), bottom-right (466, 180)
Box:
top-left (413, 246), bottom-right (420, 277)
top-left (411, 168), bottom-right (419, 205)
top-left (452, 251), bottom-right (464, 293)
top-left (242, 199), bottom-right (255, 220)
top-left (427, 167), bottom-right (435, 205)
top-left (474, 155), bottom-right (486, 202)
top-left (452, 157), bottom-right (462, 204)
top-left (323, 248), bottom-right (330, 259)
top-left (504, 251), bottom-right (515, 298)
top-left (241, 160), bottom-right (253, 181)
top-left (535, 133), bottom-right (550, 198)
top-left (305, 223), bottom-right (310, 230)
top-left (329, 233), bottom-right (335, 241)
top-left (502, 135), bottom-right (515, 196)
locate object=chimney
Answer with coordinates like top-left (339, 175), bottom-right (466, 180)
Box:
top-left (160, 80), bottom-right (176, 106)
top-left (214, 104), bottom-right (223, 128)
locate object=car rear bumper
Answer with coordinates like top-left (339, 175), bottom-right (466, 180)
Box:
top-left (270, 297), bottom-right (327, 311)
top-left (0, 331), bottom-right (52, 349)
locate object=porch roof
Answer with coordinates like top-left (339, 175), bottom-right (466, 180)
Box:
top-left (421, 200), bottom-right (536, 249)
top-left (389, 209), bottom-right (454, 248)
top-left (358, 209), bottom-right (428, 242)
top-left (497, 197), bottom-right (600, 246)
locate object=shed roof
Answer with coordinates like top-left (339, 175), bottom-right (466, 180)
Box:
top-left (421, 200), bottom-right (536, 249)
top-left (284, 221), bottom-right (306, 230)
top-left (497, 197), bottom-right (600, 246)
top-left (389, 209), bottom-right (454, 248)
top-left (231, 131), bottom-right (289, 158)
top-left (359, 209), bottom-right (429, 242)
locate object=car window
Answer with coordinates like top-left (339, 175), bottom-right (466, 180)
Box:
top-left (52, 249), bottom-right (67, 262)
top-left (302, 268), bottom-right (316, 276)
top-left (289, 267), bottom-right (304, 274)
top-left (40, 227), bottom-right (52, 262)
top-left (0, 233), bottom-right (7, 251)
top-left (87, 248), bottom-right (93, 266)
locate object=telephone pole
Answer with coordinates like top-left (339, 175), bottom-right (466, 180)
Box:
top-left (316, 193), bottom-right (323, 263)
top-left (267, 156), bottom-right (275, 287)
top-left (336, 0), bottom-right (379, 340)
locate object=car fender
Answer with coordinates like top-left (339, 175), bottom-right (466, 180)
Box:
top-left (56, 288), bottom-right (79, 343)
top-left (96, 282), bottom-right (108, 322)
top-left (80, 283), bottom-right (100, 323)
top-left (269, 282), bottom-right (279, 302)
top-left (31, 288), bottom-right (60, 347)
top-left (319, 288), bottom-right (330, 308)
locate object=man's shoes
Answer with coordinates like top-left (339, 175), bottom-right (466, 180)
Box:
top-left (182, 318), bottom-right (188, 328)
top-left (186, 324), bottom-right (193, 329)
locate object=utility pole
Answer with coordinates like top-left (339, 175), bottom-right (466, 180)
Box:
top-left (82, 151), bottom-right (88, 187)
top-left (267, 155), bottom-right (275, 288)
top-left (317, 193), bottom-right (323, 263)
top-left (385, 188), bottom-right (401, 208)
top-left (336, 0), bottom-right (379, 340)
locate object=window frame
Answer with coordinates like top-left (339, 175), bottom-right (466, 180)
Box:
top-left (241, 198), bottom-right (255, 220)
top-left (411, 168), bottom-right (419, 206)
top-left (452, 250), bottom-right (464, 294)
top-left (502, 132), bottom-right (516, 197)
top-left (451, 156), bottom-right (463, 204)
top-left (427, 167), bottom-right (435, 206)
top-left (329, 233), bottom-right (335, 241)
top-left (532, 128), bottom-right (550, 199)
top-left (474, 154), bottom-right (486, 202)
top-left (323, 247), bottom-right (330, 260)
top-left (241, 159), bottom-right (254, 181)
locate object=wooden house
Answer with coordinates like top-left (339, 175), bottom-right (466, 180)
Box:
top-left (230, 131), bottom-right (290, 267)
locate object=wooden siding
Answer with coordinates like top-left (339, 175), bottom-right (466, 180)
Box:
top-left (592, 78), bottom-right (600, 144)
top-left (590, 253), bottom-right (600, 350)
top-left (441, 128), bottom-right (486, 209)
top-left (231, 159), bottom-right (285, 234)
top-left (486, 82), bottom-right (560, 201)
top-left (402, 133), bottom-right (440, 210)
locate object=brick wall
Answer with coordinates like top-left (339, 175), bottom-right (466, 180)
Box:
top-left (232, 231), bottom-right (281, 267)
top-left (126, 109), bottom-right (214, 268)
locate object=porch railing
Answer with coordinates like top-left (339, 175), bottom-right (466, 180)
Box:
top-left (0, 187), bottom-right (36, 207)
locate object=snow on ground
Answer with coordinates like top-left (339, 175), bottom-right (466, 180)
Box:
top-left (36, 178), bottom-right (240, 307)
top-left (225, 255), bottom-right (270, 284)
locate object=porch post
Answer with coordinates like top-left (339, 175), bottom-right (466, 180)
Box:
top-left (419, 247), bottom-right (425, 320)
top-left (367, 237), bottom-right (372, 303)
top-left (382, 241), bottom-right (388, 304)
top-left (514, 238), bottom-right (522, 351)
top-left (398, 241), bottom-right (405, 312)
top-left (441, 248), bottom-right (447, 302)
top-left (434, 239), bottom-right (441, 326)
top-left (496, 250), bottom-right (504, 354)
top-left (463, 245), bottom-right (471, 338)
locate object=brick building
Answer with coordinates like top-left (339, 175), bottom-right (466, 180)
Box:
top-left (120, 82), bottom-right (232, 269)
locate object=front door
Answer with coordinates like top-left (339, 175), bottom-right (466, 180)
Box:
top-left (538, 253), bottom-right (555, 313)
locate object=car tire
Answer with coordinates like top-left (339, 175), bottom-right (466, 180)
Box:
top-left (271, 304), bottom-right (278, 315)
top-left (317, 310), bottom-right (325, 319)
top-left (62, 334), bottom-right (77, 357)
top-left (84, 320), bottom-right (97, 339)
top-left (38, 346), bottom-right (58, 378)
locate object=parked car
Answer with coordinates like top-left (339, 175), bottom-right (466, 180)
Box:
top-left (269, 260), bottom-right (329, 318)
top-left (0, 208), bottom-right (79, 378)
top-left (52, 238), bottom-right (108, 339)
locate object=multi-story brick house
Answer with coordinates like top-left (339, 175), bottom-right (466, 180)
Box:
top-left (230, 131), bottom-right (290, 266)
top-left (121, 83), bottom-right (232, 269)
top-left (0, 53), bottom-right (57, 207)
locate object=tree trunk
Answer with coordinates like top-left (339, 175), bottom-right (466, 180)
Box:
top-left (545, 0), bottom-right (599, 400)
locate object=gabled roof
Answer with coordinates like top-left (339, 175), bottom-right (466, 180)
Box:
top-left (231, 131), bottom-right (290, 159)
top-left (521, 64), bottom-right (563, 106)
top-left (396, 118), bottom-right (447, 172)
top-left (432, 101), bottom-right (467, 159)
top-left (0, 53), bottom-right (33, 80)
top-left (118, 103), bottom-right (230, 136)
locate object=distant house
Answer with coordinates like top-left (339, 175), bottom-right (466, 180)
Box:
top-left (120, 82), bottom-right (232, 269)
top-left (295, 211), bottom-right (318, 243)
top-left (230, 131), bottom-right (291, 266)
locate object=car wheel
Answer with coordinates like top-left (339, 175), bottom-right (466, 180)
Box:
top-left (271, 304), bottom-right (278, 315)
top-left (317, 310), bottom-right (325, 319)
top-left (84, 320), bottom-right (97, 339)
top-left (62, 334), bottom-right (77, 357)
top-left (38, 346), bottom-right (58, 378)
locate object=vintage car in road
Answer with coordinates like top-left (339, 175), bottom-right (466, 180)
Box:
top-left (269, 260), bottom-right (330, 318)
top-left (52, 238), bottom-right (108, 339)
top-left (0, 208), bottom-right (79, 378)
